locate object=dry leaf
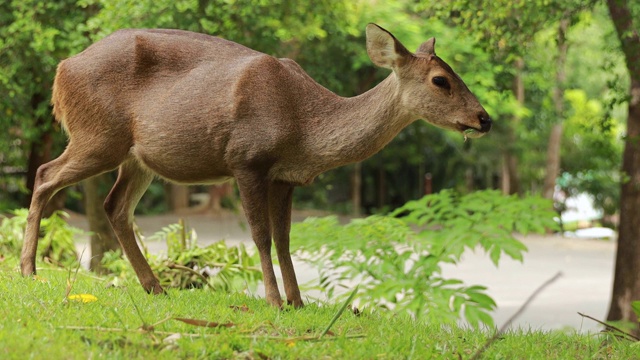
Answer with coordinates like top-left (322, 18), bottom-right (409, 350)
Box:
top-left (229, 304), bottom-right (252, 313)
top-left (162, 333), bottom-right (181, 344)
top-left (33, 275), bottom-right (48, 283)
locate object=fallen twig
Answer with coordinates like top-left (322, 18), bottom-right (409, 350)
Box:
top-left (167, 263), bottom-right (217, 292)
top-left (144, 316), bottom-right (174, 331)
top-left (470, 271), bottom-right (563, 360)
top-left (174, 317), bottom-right (235, 328)
top-left (58, 325), bottom-right (365, 342)
top-left (577, 312), bottom-right (640, 342)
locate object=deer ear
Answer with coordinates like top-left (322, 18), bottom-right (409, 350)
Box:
top-left (416, 37), bottom-right (436, 56)
top-left (366, 23), bottom-right (411, 69)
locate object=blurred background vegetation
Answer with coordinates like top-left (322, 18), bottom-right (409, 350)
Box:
top-left (0, 0), bottom-right (629, 221)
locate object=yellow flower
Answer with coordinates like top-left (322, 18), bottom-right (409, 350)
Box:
top-left (67, 294), bottom-right (98, 303)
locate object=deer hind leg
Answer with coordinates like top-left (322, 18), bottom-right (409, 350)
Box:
top-left (21, 143), bottom-right (123, 276)
top-left (269, 181), bottom-right (303, 308)
top-left (235, 171), bottom-right (283, 307)
top-left (103, 159), bottom-right (161, 294)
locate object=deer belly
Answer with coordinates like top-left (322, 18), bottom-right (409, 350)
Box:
top-left (132, 144), bottom-right (231, 184)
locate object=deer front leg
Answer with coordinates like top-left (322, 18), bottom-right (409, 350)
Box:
top-left (236, 172), bottom-right (282, 307)
top-left (269, 181), bottom-right (303, 308)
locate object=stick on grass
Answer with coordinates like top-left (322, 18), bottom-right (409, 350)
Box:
top-left (470, 271), bottom-right (563, 360)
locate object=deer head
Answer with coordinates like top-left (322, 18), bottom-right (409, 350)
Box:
top-left (366, 23), bottom-right (491, 139)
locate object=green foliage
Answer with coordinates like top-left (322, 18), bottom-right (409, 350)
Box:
top-left (102, 221), bottom-right (262, 292)
top-left (392, 190), bottom-right (556, 262)
top-left (632, 301), bottom-right (640, 323)
top-left (557, 89), bottom-right (622, 216)
top-left (0, 208), bottom-right (79, 266)
top-left (0, 0), bottom-right (91, 190)
top-left (0, 0), bottom-right (631, 217)
top-left (292, 190), bottom-right (557, 328)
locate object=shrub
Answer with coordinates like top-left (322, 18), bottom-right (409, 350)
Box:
top-left (102, 220), bottom-right (262, 293)
top-left (0, 208), bottom-right (79, 267)
top-left (291, 190), bottom-right (558, 328)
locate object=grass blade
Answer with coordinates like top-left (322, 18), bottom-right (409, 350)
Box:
top-left (319, 285), bottom-right (359, 339)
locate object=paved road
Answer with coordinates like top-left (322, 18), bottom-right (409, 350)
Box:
top-left (68, 211), bottom-right (615, 333)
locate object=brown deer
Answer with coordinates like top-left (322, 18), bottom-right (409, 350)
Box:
top-left (21, 24), bottom-right (491, 308)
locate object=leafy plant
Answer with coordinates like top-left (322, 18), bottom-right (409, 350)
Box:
top-left (631, 301), bottom-right (640, 326)
top-left (0, 208), bottom-right (79, 267)
top-left (292, 190), bottom-right (558, 328)
top-left (102, 220), bottom-right (262, 293)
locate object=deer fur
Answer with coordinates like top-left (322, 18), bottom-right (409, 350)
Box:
top-left (21, 24), bottom-right (491, 308)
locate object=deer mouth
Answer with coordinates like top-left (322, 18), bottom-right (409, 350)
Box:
top-left (458, 125), bottom-right (486, 139)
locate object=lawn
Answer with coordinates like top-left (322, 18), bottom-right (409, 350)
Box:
top-left (1, 259), bottom-right (638, 359)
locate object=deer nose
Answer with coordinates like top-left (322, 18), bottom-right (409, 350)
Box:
top-left (479, 113), bottom-right (492, 132)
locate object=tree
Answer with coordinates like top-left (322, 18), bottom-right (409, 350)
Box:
top-left (83, 174), bottom-right (120, 273)
top-left (0, 1), bottom-right (90, 211)
top-left (542, 17), bottom-right (569, 200)
top-left (605, 0), bottom-right (640, 325)
top-left (421, 0), bottom-right (599, 196)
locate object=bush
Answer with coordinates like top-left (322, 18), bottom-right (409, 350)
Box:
top-left (291, 190), bottom-right (558, 328)
top-left (0, 208), bottom-right (79, 267)
top-left (102, 220), bottom-right (262, 293)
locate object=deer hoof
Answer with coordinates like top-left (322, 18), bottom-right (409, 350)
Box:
top-left (287, 299), bottom-right (304, 309)
top-left (266, 296), bottom-right (284, 308)
top-left (143, 281), bottom-right (166, 295)
top-left (20, 261), bottom-right (36, 277)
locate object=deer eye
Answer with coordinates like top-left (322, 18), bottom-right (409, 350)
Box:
top-left (432, 76), bottom-right (449, 89)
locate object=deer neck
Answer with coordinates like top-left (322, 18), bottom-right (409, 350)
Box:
top-left (308, 74), bottom-right (415, 166)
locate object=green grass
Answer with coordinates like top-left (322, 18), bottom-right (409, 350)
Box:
top-left (1, 260), bottom-right (639, 359)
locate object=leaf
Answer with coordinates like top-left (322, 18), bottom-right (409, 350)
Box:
top-left (632, 301), bottom-right (640, 322)
top-left (67, 294), bottom-right (98, 303)
top-left (33, 275), bottom-right (48, 283)
top-left (467, 291), bottom-right (497, 310)
top-left (173, 317), bottom-right (234, 328)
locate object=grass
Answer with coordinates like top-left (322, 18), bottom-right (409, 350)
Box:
top-left (1, 259), bottom-right (639, 359)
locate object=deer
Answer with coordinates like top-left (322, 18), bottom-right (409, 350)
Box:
top-left (20, 24), bottom-right (491, 308)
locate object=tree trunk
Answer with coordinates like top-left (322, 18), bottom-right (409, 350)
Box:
top-left (377, 167), bottom-right (386, 210)
top-left (208, 182), bottom-right (235, 211)
top-left (501, 155), bottom-right (510, 194)
top-left (25, 97), bottom-right (60, 214)
top-left (424, 173), bottom-right (433, 195)
top-left (543, 18), bottom-right (569, 200)
top-left (502, 58), bottom-right (524, 195)
top-left (504, 151), bottom-right (520, 195)
top-left (351, 163), bottom-right (362, 216)
top-left (170, 184), bottom-right (190, 212)
top-left (606, 0), bottom-right (640, 324)
top-left (465, 168), bottom-right (474, 192)
top-left (84, 173), bottom-right (120, 274)
top-left (25, 131), bottom-right (51, 204)
top-left (543, 124), bottom-right (563, 198)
